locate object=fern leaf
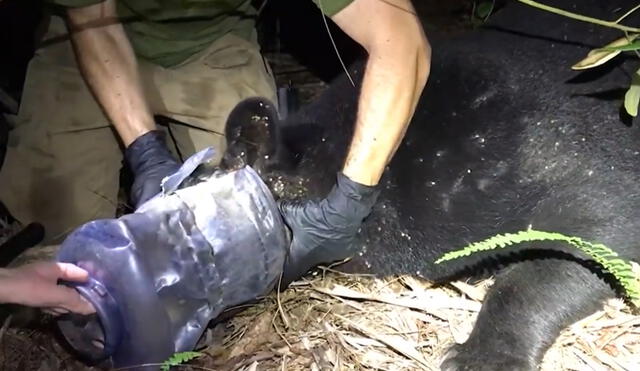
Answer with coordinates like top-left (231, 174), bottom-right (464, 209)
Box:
top-left (161, 351), bottom-right (203, 371)
top-left (434, 229), bottom-right (640, 308)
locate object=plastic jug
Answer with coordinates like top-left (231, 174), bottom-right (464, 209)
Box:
top-left (55, 147), bottom-right (290, 369)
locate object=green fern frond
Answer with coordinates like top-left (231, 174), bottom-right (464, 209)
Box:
top-left (161, 351), bottom-right (203, 371)
top-left (434, 229), bottom-right (640, 308)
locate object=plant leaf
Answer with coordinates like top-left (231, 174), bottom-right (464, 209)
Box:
top-left (598, 40), bottom-right (640, 52)
top-left (161, 351), bottom-right (203, 371)
top-left (624, 68), bottom-right (640, 117)
top-left (476, 1), bottom-right (494, 19)
top-left (571, 35), bottom-right (639, 70)
top-left (434, 229), bottom-right (640, 309)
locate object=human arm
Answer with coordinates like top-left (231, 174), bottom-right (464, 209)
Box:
top-left (65, 0), bottom-right (181, 206)
top-left (331, 0), bottom-right (430, 185)
top-left (278, 0), bottom-right (430, 285)
top-left (66, 0), bottom-right (155, 146)
top-left (0, 262), bottom-right (95, 315)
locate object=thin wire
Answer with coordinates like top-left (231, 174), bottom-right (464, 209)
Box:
top-left (318, 0), bottom-right (356, 87)
top-left (377, 0), bottom-right (417, 16)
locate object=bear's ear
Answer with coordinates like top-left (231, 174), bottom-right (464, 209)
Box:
top-left (220, 97), bottom-right (282, 173)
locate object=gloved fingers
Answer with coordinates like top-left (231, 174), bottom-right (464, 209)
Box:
top-left (279, 236), bottom-right (314, 289)
top-left (125, 130), bottom-right (182, 209)
top-left (277, 198), bottom-right (302, 216)
top-left (275, 174), bottom-right (378, 291)
top-left (280, 238), bottom-right (356, 290)
top-left (132, 180), bottom-right (161, 208)
top-left (277, 202), bottom-right (324, 289)
top-left (277, 199), bottom-right (312, 228)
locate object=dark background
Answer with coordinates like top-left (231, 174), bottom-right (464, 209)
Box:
top-left (0, 0), bottom-right (479, 108)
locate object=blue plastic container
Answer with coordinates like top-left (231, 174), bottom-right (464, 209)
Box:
top-left (55, 148), bottom-right (290, 369)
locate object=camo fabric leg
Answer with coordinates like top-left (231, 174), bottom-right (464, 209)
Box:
top-left (0, 15), bottom-right (277, 244)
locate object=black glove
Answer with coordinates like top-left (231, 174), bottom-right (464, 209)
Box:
top-left (277, 172), bottom-right (380, 288)
top-left (124, 130), bottom-right (181, 208)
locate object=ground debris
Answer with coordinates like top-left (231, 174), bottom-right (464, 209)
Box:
top-left (0, 269), bottom-right (637, 370)
top-left (197, 270), bottom-right (639, 371)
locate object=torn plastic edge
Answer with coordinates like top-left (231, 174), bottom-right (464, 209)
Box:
top-left (160, 147), bottom-right (216, 196)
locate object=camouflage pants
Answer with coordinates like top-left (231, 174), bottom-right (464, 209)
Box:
top-left (0, 15), bottom-right (277, 244)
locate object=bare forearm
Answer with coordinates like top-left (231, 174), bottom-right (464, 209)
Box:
top-left (342, 44), bottom-right (429, 185)
top-left (67, 1), bottom-right (155, 146)
top-left (332, 0), bottom-right (430, 186)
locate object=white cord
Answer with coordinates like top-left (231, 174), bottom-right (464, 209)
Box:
top-left (318, 0), bottom-right (356, 87)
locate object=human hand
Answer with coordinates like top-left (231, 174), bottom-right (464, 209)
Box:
top-left (0, 261), bottom-right (95, 316)
top-left (277, 172), bottom-right (379, 288)
top-left (124, 130), bottom-right (181, 208)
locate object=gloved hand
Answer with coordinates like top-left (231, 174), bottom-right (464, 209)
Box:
top-left (278, 172), bottom-right (380, 288)
top-left (124, 130), bottom-right (181, 208)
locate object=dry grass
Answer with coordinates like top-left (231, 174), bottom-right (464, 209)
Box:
top-left (0, 265), bottom-right (638, 370)
top-left (192, 268), bottom-right (640, 371)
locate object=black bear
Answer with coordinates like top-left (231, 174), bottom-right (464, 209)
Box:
top-left (222, 0), bottom-right (640, 369)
